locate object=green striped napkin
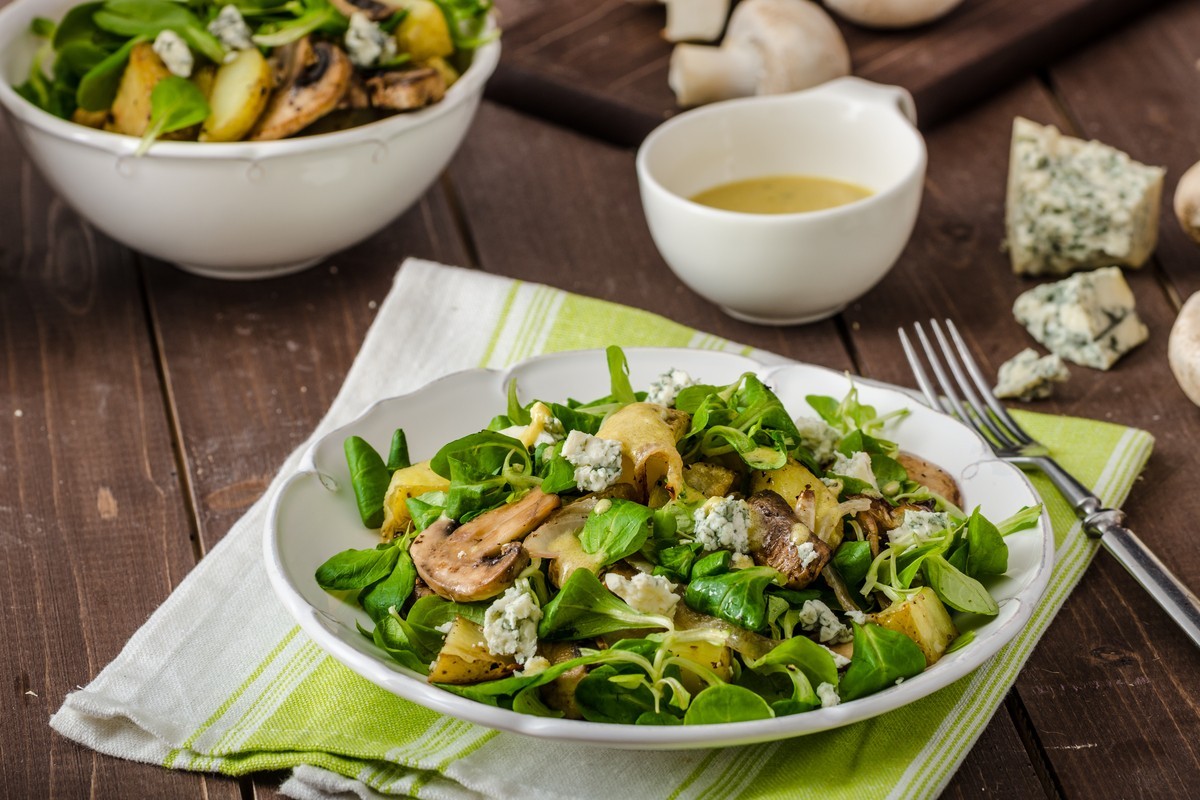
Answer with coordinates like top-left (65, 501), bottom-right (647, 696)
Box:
top-left (52, 259), bottom-right (1154, 800)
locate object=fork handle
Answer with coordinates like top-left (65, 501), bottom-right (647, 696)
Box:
top-left (1090, 514), bottom-right (1200, 650)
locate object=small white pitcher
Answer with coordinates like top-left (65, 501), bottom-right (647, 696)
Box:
top-left (636, 77), bottom-right (926, 326)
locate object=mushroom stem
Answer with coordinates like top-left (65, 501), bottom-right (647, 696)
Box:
top-left (669, 43), bottom-right (760, 106)
top-left (662, 0), bottom-right (731, 42)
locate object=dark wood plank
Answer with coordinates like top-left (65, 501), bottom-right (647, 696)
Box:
top-left (0, 119), bottom-right (240, 799)
top-left (840, 76), bottom-right (1200, 798)
top-left (945, 698), bottom-right (1049, 799)
top-left (1047, 0), bottom-right (1200, 300)
top-left (445, 100), bottom-right (856, 370)
top-left (143, 189), bottom-right (470, 550)
top-left (485, 0), bottom-right (1167, 146)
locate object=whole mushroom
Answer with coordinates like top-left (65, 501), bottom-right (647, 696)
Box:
top-left (1169, 292), bottom-right (1200, 406)
top-left (669, 0), bottom-right (850, 107)
top-left (1174, 160), bottom-right (1200, 245)
top-left (823, 0), bottom-right (964, 29)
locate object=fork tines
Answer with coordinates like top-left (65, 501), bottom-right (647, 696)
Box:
top-left (899, 320), bottom-right (1042, 456)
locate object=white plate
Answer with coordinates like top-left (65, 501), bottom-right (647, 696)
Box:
top-left (264, 348), bottom-right (1053, 749)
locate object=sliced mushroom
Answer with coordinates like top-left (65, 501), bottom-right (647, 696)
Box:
top-left (895, 452), bottom-right (961, 508)
top-left (524, 485), bottom-right (637, 587)
top-left (328, 0), bottom-right (402, 21)
top-left (853, 496), bottom-right (927, 558)
top-left (248, 38), bottom-right (352, 141)
top-left (538, 641), bottom-right (587, 718)
top-left (746, 490), bottom-right (831, 589)
top-left (409, 488), bottom-right (562, 602)
top-left (365, 67), bottom-right (446, 111)
top-left (338, 70), bottom-right (371, 110)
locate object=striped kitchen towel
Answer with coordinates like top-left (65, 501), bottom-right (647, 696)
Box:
top-left (52, 258), bottom-right (1154, 800)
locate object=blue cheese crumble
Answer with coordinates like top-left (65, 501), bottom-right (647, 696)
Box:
top-left (795, 540), bottom-right (819, 570)
top-left (798, 599), bottom-right (853, 644)
top-left (794, 416), bottom-right (841, 465)
top-left (692, 495), bottom-right (751, 554)
top-left (482, 579), bottom-right (541, 665)
top-left (994, 348), bottom-right (1070, 401)
top-left (345, 12), bottom-right (398, 68)
top-left (207, 5), bottom-right (253, 57)
top-left (561, 430), bottom-right (623, 492)
top-left (826, 451), bottom-right (879, 494)
top-left (1006, 117), bottom-right (1164, 276)
top-left (499, 402), bottom-right (565, 450)
top-left (1013, 266), bottom-right (1148, 370)
top-left (152, 30), bottom-right (193, 78)
top-left (888, 510), bottom-right (952, 549)
top-left (646, 368), bottom-right (697, 407)
top-left (603, 572), bottom-right (680, 616)
top-left (817, 682), bottom-right (841, 708)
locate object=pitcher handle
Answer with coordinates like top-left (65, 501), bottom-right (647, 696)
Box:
top-left (809, 77), bottom-right (918, 127)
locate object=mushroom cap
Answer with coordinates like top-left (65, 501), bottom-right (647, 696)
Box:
top-left (1169, 292), bottom-right (1200, 407)
top-left (248, 39), bottom-right (353, 141)
top-left (824, 0), bottom-right (964, 29)
top-left (1174, 160), bottom-right (1200, 245)
top-left (409, 488), bottom-right (562, 602)
top-left (746, 490), bottom-right (831, 588)
top-left (726, 0), bottom-right (850, 95)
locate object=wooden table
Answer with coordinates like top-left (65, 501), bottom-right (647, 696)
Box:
top-left (4, 0), bottom-right (1200, 796)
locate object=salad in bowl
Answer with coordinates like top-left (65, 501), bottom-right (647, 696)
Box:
top-left (15, 0), bottom-right (492, 152)
top-left (305, 347), bottom-right (1043, 727)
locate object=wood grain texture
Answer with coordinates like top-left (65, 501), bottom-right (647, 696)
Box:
top-left (443, 100), bottom-right (1044, 793)
top-left (142, 190), bottom-right (469, 551)
top-left (484, 0), bottom-right (1167, 146)
top-left (445, 100), bottom-right (856, 371)
top-left (1047, 0), bottom-right (1200, 300)
top-left (840, 77), bottom-right (1200, 797)
top-left (0, 120), bottom-right (240, 798)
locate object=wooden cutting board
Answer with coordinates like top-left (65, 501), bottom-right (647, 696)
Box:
top-left (486, 0), bottom-right (1169, 145)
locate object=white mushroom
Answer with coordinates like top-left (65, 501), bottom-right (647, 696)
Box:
top-left (1169, 292), bottom-right (1200, 406)
top-left (823, 0), bottom-right (963, 29)
top-left (668, 0), bottom-right (850, 107)
top-left (1173, 159), bottom-right (1200, 245)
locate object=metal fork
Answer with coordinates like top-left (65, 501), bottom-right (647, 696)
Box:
top-left (900, 319), bottom-right (1200, 649)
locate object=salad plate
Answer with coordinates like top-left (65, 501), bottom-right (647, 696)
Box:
top-left (264, 348), bottom-right (1052, 749)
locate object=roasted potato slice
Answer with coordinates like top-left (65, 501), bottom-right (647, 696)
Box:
top-left (871, 586), bottom-right (957, 665)
top-left (200, 49), bottom-right (273, 142)
top-left (108, 42), bottom-right (171, 137)
top-left (395, 0), bottom-right (455, 61)
top-left (428, 616), bottom-right (517, 685)
top-left (381, 460), bottom-right (450, 540)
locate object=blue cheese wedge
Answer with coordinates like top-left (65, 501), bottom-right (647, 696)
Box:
top-left (1013, 267), bottom-right (1148, 370)
top-left (993, 348), bottom-right (1070, 401)
top-left (1006, 117), bottom-right (1164, 276)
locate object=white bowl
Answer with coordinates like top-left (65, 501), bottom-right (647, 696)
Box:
top-left (0, 0), bottom-right (499, 279)
top-left (636, 78), bottom-right (926, 325)
top-left (264, 348), bottom-right (1053, 748)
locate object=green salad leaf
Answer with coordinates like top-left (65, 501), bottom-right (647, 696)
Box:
top-left (839, 622), bottom-right (925, 701)
top-left (539, 569), bottom-right (674, 640)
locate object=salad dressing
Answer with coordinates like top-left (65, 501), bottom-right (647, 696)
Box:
top-left (690, 175), bottom-right (873, 214)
